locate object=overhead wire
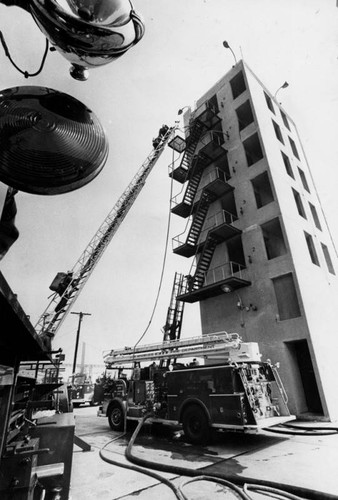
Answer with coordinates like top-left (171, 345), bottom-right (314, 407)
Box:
top-left (0, 31), bottom-right (49, 78)
top-left (132, 141), bottom-right (181, 350)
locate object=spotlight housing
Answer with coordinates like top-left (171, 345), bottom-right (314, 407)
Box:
top-left (0, 85), bottom-right (109, 194)
top-left (2, 0), bottom-right (145, 81)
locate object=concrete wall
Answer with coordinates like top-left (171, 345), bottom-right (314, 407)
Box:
top-left (245, 62), bottom-right (338, 420)
top-left (182, 61), bottom-right (338, 420)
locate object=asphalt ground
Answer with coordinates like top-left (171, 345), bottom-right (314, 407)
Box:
top-left (70, 405), bottom-right (338, 500)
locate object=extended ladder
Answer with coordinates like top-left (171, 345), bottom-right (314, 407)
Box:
top-left (35, 126), bottom-right (178, 340)
top-left (104, 331), bottom-right (243, 366)
top-left (162, 272), bottom-right (185, 342)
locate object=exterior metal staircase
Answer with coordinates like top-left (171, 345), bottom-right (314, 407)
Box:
top-left (188, 236), bottom-right (218, 291)
top-left (173, 192), bottom-right (212, 257)
top-left (171, 152), bottom-right (211, 218)
top-left (169, 120), bottom-right (207, 183)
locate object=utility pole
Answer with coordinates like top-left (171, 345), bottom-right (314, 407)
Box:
top-left (71, 311), bottom-right (91, 381)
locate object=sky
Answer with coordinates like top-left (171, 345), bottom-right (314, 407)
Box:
top-left (1, 0), bottom-right (338, 372)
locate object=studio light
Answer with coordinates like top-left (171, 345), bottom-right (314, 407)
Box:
top-left (0, 85), bottom-right (109, 194)
top-left (1, 0), bottom-right (145, 81)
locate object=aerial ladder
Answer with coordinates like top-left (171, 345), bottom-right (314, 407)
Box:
top-left (35, 125), bottom-right (178, 342)
top-left (103, 331), bottom-right (262, 366)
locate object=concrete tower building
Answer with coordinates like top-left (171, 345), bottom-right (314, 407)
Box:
top-left (169, 60), bottom-right (338, 421)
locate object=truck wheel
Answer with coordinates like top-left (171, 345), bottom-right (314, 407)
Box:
top-left (107, 402), bottom-right (125, 432)
top-left (182, 404), bottom-right (210, 445)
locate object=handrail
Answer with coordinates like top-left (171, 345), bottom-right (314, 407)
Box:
top-left (172, 216), bottom-right (193, 250)
top-left (198, 209), bottom-right (238, 244)
top-left (182, 260), bottom-right (246, 293)
top-left (172, 208), bottom-right (238, 251)
top-left (170, 183), bottom-right (186, 209)
top-left (171, 166), bottom-right (229, 210)
top-left (206, 208), bottom-right (238, 228)
top-left (204, 261), bottom-right (246, 285)
top-left (199, 167), bottom-right (230, 192)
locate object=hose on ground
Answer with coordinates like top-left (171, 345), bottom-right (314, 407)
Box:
top-left (99, 425), bottom-right (187, 500)
top-left (243, 483), bottom-right (306, 500)
top-left (125, 414), bottom-right (338, 500)
top-left (264, 422), bottom-right (338, 436)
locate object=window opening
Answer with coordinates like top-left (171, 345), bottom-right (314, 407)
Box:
top-left (243, 133), bottom-right (264, 166)
top-left (304, 231), bottom-right (320, 266)
top-left (272, 273), bottom-right (301, 320)
top-left (280, 109), bottom-right (291, 130)
top-left (251, 171), bottom-right (274, 208)
top-left (309, 202), bottom-right (322, 231)
top-left (321, 243), bottom-right (335, 275)
top-left (212, 121), bottom-right (225, 145)
top-left (281, 151), bottom-right (294, 178)
top-left (264, 92), bottom-right (275, 114)
top-left (220, 191), bottom-right (237, 218)
top-left (229, 71), bottom-right (246, 99)
top-left (214, 154), bottom-right (230, 179)
top-left (227, 235), bottom-right (246, 267)
top-left (206, 94), bottom-right (219, 114)
top-left (272, 119), bottom-right (284, 144)
top-left (289, 136), bottom-right (300, 160)
top-left (298, 167), bottom-right (310, 193)
top-left (235, 100), bottom-right (254, 131)
top-left (261, 218), bottom-right (287, 260)
top-left (292, 188), bottom-right (307, 219)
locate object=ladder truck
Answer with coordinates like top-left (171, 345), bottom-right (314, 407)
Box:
top-left (34, 125), bottom-right (178, 345)
top-left (98, 333), bottom-right (294, 444)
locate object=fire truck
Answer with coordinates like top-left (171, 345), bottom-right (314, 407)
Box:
top-left (98, 332), bottom-right (294, 444)
top-left (68, 373), bottom-right (95, 407)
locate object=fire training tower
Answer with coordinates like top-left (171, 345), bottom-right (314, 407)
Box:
top-left (170, 60), bottom-right (338, 421)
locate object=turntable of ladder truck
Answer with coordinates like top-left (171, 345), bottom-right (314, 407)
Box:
top-left (98, 332), bottom-right (294, 444)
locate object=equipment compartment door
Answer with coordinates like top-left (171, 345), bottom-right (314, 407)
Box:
top-left (209, 394), bottom-right (245, 426)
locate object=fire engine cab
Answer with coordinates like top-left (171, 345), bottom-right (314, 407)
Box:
top-left (98, 332), bottom-right (294, 444)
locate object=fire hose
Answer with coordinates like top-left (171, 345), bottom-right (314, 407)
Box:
top-left (100, 413), bottom-right (338, 500)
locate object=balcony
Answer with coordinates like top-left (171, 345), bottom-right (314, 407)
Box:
top-left (168, 135), bottom-right (186, 153)
top-left (195, 107), bottom-right (221, 129)
top-left (197, 134), bottom-right (227, 166)
top-left (169, 112), bottom-right (223, 183)
top-left (198, 209), bottom-right (241, 249)
top-left (177, 262), bottom-right (251, 303)
top-left (172, 231), bottom-right (196, 257)
top-left (196, 168), bottom-right (232, 202)
top-left (171, 168), bottom-right (232, 219)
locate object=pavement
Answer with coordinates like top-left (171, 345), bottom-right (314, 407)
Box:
top-left (69, 405), bottom-right (338, 500)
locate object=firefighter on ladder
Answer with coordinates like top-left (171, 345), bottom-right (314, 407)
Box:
top-left (152, 124), bottom-right (169, 149)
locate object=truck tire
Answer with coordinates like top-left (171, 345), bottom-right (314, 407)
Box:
top-left (107, 401), bottom-right (125, 432)
top-left (182, 404), bottom-right (210, 445)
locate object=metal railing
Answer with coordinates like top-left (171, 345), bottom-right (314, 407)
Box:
top-left (172, 216), bottom-right (193, 250)
top-left (172, 208), bottom-right (238, 252)
top-left (204, 261), bottom-right (246, 286)
top-left (171, 167), bottom-right (230, 211)
top-left (181, 260), bottom-right (246, 294)
top-left (199, 209), bottom-right (238, 243)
